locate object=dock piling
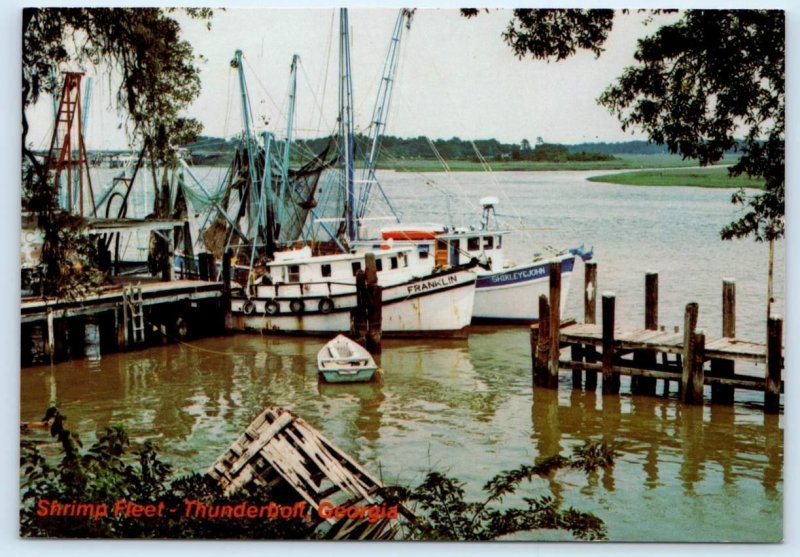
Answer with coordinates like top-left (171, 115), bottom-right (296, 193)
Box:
top-left (766, 316), bottom-right (783, 414)
top-left (633, 272), bottom-right (659, 395)
top-left (601, 292), bottom-right (619, 394)
top-left (548, 261), bottom-right (562, 388)
top-left (712, 279), bottom-right (736, 404)
top-left (364, 253), bottom-right (382, 353)
top-left (533, 295), bottom-right (551, 387)
top-left (46, 308), bottom-right (55, 364)
top-left (583, 261), bottom-right (597, 390)
top-left (680, 303), bottom-right (701, 404)
top-left (352, 270), bottom-right (368, 346)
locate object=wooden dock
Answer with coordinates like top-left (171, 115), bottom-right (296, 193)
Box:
top-left (21, 278), bottom-right (225, 365)
top-left (531, 262), bottom-right (783, 413)
top-left (21, 279), bottom-right (223, 323)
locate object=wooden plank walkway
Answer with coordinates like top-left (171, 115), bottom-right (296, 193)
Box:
top-left (21, 279), bottom-right (223, 323)
top-left (560, 323), bottom-right (768, 364)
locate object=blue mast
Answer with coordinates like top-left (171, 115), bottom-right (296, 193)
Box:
top-left (357, 9), bottom-right (410, 223)
top-left (339, 8), bottom-right (357, 243)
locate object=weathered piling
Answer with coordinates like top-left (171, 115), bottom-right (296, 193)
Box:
top-left (633, 272), bottom-right (659, 395)
top-left (680, 303), bottom-right (701, 404)
top-left (198, 252), bottom-right (213, 281)
top-left (45, 308), bottom-right (55, 364)
top-left (765, 315), bottom-right (783, 414)
top-left (583, 261), bottom-right (598, 390)
top-left (222, 248), bottom-right (232, 315)
top-left (548, 260), bottom-right (562, 388)
top-left (601, 292), bottom-right (619, 394)
top-left (532, 295), bottom-right (551, 387)
top-left (352, 270), bottom-right (368, 346)
top-left (365, 253), bottom-right (382, 353)
top-left (584, 261), bottom-right (597, 325)
top-left (711, 279), bottom-right (736, 404)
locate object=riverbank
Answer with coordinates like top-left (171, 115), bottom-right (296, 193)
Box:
top-left (377, 153), bottom-right (737, 173)
top-left (190, 153), bottom-right (740, 173)
top-left (586, 165), bottom-right (763, 189)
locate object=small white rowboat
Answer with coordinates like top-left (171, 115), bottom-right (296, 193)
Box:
top-left (317, 335), bottom-right (377, 383)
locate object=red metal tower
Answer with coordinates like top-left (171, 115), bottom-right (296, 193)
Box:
top-left (45, 72), bottom-right (95, 216)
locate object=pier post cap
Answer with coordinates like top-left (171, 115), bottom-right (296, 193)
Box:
top-left (694, 328), bottom-right (706, 336)
top-left (601, 291), bottom-right (615, 298)
top-left (645, 270), bottom-right (659, 275)
top-left (722, 278), bottom-right (736, 284)
top-left (768, 314), bottom-right (783, 321)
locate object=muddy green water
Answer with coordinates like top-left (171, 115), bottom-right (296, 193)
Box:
top-left (20, 329), bottom-right (783, 542)
top-left (20, 171), bottom-right (784, 541)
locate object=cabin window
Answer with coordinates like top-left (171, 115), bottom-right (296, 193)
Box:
top-left (497, 236), bottom-right (502, 248)
top-left (351, 261), bottom-right (362, 276)
top-left (402, 254), bottom-right (409, 267)
top-left (467, 237), bottom-right (480, 251)
top-left (483, 236), bottom-right (494, 250)
top-left (288, 265), bottom-right (300, 283)
top-left (375, 258), bottom-right (383, 272)
top-left (390, 256), bottom-right (398, 269)
top-left (321, 264), bottom-right (331, 278)
top-left (419, 248), bottom-right (429, 259)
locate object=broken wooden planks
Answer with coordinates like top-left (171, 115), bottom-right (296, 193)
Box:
top-left (208, 405), bottom-right (414, 540)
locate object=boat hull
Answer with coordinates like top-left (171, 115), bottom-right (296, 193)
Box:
top-left (472, 255), bottom-right (575, 323)
top-left (228, 268), bottom-right (476, 337)
top-left (319, 368), bottom-right (377, 383)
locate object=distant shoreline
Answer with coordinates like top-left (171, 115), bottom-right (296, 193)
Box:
top-left (586, 166), bottom-right (763, 189)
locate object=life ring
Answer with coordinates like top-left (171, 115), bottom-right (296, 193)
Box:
top-left (242, 300), bottom-right (256, 315)
top-left (318, 297), bottom-right (334, 314)
top-left (264, 300), bottom-right (280, 316)
top-left (289, 299), bottom-right (305, 314)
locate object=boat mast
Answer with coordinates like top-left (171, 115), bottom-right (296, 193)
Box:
top-left (339, 8), bottom-right (357, 243)
top-left (357, 9), bottom-right (410, 223)
top-left (278, 54), bottom-right (300, 236)
top-left (232, 49), bottom-right (264, 252)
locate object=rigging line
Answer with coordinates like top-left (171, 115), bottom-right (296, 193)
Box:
top-left (315, 9), bottom-right (336, 135)
top-left (222, 66), bottom-right (233, 140)
top-left (241, 54), bottom-right (288, 132)
top-left (298, 63), bottom-right (335, 136)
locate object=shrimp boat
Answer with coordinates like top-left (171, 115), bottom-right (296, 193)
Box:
top-left (317, 335), bottom-right (377, 383)
top-left (379, 197), bottom-right (592, 323)
top-left (229, 244), bottom-right (477, 337)
top-left (200, 11), bottom-right (477, 338)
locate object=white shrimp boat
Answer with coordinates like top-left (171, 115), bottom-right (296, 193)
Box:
top-left (317, 335), bottom-right (377, 383)
top-left (379, 197), bottom-right (591, 323)
top-left (229, 245), bottom-right (477, 337)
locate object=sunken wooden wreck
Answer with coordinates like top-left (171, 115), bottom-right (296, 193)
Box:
top-left (208, 405), bottom-right (414, 540)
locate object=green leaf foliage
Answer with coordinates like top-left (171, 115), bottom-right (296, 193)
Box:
top-left (597, 10), bottom-right (784, 241)
top-left (465, 9), bottom-right (784, 242)
top-left (21, 408), bottom-right (614, 541)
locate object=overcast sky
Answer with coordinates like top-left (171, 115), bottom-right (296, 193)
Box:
top-left (25, 8), bottom-right (688, 151)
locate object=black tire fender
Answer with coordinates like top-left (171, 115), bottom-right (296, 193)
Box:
top-left (264, 300), bottom-right (280, 316)
top-left (242, 300), bottom-right (256, 315)
top-left (318, 297), bottom-right (335, 314)
top-left (289, 299), bottom-right (305, 314)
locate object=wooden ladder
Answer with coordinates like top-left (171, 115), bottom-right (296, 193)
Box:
top-left (122, 283), bottom-right (145, 344)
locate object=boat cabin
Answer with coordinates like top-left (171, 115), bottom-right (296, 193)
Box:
top-left (263, 244), bottom-right (427, 287)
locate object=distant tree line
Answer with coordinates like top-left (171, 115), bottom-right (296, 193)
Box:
top-left (185, 134), bottom-right (686, 165)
